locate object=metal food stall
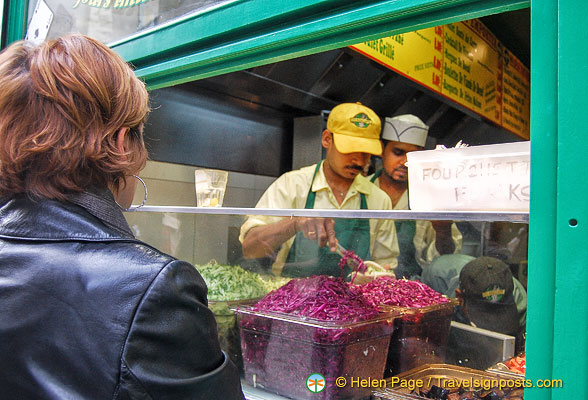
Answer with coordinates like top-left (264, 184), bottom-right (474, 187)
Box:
top-left (2, 1), bottom-right (585, 399)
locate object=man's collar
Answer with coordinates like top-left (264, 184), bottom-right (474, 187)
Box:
top-left (311, 162), bottom-right (372, 195)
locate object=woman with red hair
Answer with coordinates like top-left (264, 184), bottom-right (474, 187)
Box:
top-left (0, 34), bottom-right (243, 399)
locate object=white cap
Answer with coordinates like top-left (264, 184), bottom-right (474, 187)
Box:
top-left (382, 114), bottom-right (429, 147)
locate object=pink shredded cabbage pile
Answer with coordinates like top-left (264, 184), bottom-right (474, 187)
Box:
top-left (355, 276), bottom-right (449, 308)
top-left (253, 275), bottom-right (379, 322)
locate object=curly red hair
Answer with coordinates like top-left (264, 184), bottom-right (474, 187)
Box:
top-left (0, 34), bottom-right (150, 200)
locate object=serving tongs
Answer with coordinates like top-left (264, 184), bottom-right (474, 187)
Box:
top-left (335, 243), bottom-right (387, 274)
top-left (335, 242), bottom-right (365, 272)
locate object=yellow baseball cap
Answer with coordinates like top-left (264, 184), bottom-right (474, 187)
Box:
top-left (327, 102), bottom-right (382, 156)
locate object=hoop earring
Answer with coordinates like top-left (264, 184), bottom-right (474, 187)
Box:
top-left (117, 175), bottom-right (148, 212)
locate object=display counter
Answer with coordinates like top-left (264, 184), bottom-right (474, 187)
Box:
top-left (129, 206), bottom-right (528, 400)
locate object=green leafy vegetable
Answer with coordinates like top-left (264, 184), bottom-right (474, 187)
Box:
top-left (196, 262), bottom-right (269, 301)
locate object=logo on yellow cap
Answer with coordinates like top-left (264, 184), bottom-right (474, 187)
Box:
top-left (350, 113), bottom-right (373, 128)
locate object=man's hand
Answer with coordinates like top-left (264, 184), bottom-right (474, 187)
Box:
top-left (242, 217), bottom-right (338, 259)
top-left (295, 217), bottom-right (337, 252)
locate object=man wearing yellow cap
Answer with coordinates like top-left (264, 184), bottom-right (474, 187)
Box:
top-left (240, 103), bottom-right (399, 279)
top-left (369, 114), bottom-right (462, 279)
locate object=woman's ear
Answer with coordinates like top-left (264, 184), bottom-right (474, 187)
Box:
top-left (115, 127), bottom-right (131, 154)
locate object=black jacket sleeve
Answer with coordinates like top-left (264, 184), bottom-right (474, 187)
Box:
top-left (114, 260), bottom-right (245, 400)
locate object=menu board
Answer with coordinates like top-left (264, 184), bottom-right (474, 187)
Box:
top-left (353, 27), bottom-right (443, 92)
top-left (350, 18), bottom-right (530, 139)
top-left (502, 48), bottom-right (530, 139)
top-left (443, 20), bottom-right (501, 124)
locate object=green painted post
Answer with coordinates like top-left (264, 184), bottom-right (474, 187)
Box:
top-left (526, 0), bottom-right (557, 399)
top-left (3, 0), bottom-right (27, 47)
top-left (0, 0), bottom-right (5, 46)
top-left (551, 0), bottom-right (588, 397)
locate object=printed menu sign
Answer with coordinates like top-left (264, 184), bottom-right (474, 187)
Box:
top-left (502, 48), bottom-right (530, 139)
top-left (443, 20), bottom-right (501, 125)
top-left (352, 27), bottom-right (443, 92)
top-left (350, 18), bottom-right (530, 139)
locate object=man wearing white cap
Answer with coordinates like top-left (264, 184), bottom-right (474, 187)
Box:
top-left (240, 103), bottom-right (399, 279)
top-left (369, 114), bottom-right (462, 279)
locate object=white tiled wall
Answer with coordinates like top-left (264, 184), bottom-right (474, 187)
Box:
top-left (124, 160), bottom-right (275, 265)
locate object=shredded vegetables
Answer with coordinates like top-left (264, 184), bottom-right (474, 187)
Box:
top-left (355, 276), bottom-right (450, 308)
top-left (337, 249), bottom-right (367, 284)
top-left (196, 262), bottom-right (269, 301)
top-left (253, 275), bottom-right (379, 322)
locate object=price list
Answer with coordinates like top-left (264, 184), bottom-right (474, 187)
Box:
top-left (502, 48), bottom-right (530, 139)
top-left (350, 27), bottom-right (442, 91)
top-left (350, 18), bottom-right (530, 139)
top-left (442, 20), bottom-right (501, 124)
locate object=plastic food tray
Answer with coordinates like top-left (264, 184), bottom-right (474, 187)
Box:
top-left (208, 298), bottom-right (259, 375)
top-left (379, 300), bottom-right (458, 377)
top-left (235, 306), bottom-right (397, 400)
top-left (372, 363), bottom-right (525, 399)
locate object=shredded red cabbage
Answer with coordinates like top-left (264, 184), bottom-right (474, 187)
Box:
top-left (253, 275), bottom-right (379, 322)
top-left (241, 275), bottom-right (392, 399)
top-left (337, 249), bottom-right (366, 284)
top-left (355, 276), bottom-right (449, 308)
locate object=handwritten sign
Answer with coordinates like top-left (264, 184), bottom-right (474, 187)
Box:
top-left (406, 142), bottom-right (530, 211)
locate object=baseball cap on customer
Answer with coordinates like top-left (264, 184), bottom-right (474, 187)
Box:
top-left (459, 256), bottom-right (519, 337)
top-left (327, 102), bottom-right (382, 156)
top-left (382, 114), bottom-right (429, 147)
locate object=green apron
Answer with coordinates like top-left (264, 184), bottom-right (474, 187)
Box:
top-left (371, 169), bottom-right (421, 278)
top-left (282, 162), bottom-right (371, 280)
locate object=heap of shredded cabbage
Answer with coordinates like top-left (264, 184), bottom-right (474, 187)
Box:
top-left (253, 275), bottom-right (379, 322)
top-left (355, 276), bottom-right (449, 308)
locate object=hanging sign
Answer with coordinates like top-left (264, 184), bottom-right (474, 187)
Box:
top-left (353, 27), bottom-right (443, 93)
top-left (502, 48), bottom-right (530, 139)
top-left (350, 18), bottom-right (530, 139)
top-left (442, 20), bottom-right (501, 125)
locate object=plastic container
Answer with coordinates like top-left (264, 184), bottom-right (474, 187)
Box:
top-left (381, 299), bottom-right (458, 377)
top-left (208, 298), bottom-right (258, 375)
top-left (406, 141), bottom-right (530, 211)
top-left (372, 363), bottom-right (525, 399)
top-left (195, 168), bottom-right (228, 207)
top-left (235, 306), bottom-right (396, 400)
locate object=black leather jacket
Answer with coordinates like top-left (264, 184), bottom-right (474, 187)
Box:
top-left (0, 192), bottom-right (244, 399)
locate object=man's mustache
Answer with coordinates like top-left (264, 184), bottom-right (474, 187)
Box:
top-left (349, 165), bottom-right (364, 171)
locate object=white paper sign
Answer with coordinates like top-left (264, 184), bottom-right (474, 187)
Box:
top-left (25, 0), bottom-right (54, 45)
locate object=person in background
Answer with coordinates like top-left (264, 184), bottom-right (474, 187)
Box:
top-left (240, 102), bottom-right (399, 279)
top-left (369, 114), bottom-right (462, 279)
top-left (455, 256), bottom-right (525, 349)
top-left (0, 35), bottom-right (244, 399)
top-left (441, 256), bottom-right (526, 367)
top-left (423, 254), bottom-right (527, 331)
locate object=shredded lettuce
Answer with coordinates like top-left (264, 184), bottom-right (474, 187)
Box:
top-left (196, 262), bottom-right (269, 301)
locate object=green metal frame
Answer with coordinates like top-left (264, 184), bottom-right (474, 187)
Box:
top-left (2, 0), bottom-right (27, 47)
top-left (526, 0), bottom-right (557, 398)
top-left (111, 0), bottom-right (529, 89)
top-left (3, 0), bottom-right (584, 398)
top-left (529, 0), bottom-right (588, 399)
top-left (0, 0), bottom-right (4, 45)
